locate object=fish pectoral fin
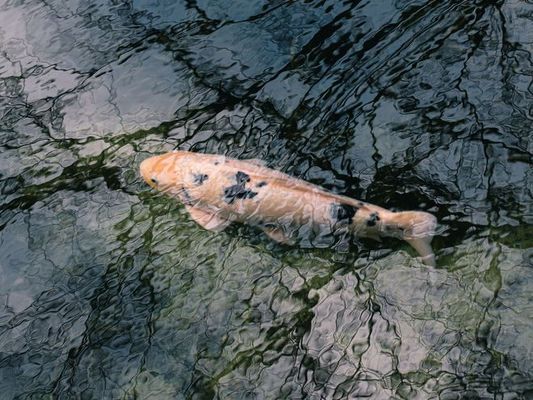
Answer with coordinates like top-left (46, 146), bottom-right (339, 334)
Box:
top-left (185, 206), bottom-right (231, 232)
top-left (262, 226), bottom-right (294, 245)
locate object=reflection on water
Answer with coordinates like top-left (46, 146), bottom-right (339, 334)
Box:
top-left (0, 0), bottom-right (531, 398)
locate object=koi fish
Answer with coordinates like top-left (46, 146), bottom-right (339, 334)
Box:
top-left (140, 151), bottom-right (437, 265)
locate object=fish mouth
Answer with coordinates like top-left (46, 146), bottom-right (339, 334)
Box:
top-left (140, 156), bottom-right (160, 188)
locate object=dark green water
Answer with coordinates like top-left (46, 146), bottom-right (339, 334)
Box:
top-left (0, 0), bottom-right (532, 398)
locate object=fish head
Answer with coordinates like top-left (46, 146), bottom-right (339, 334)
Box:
top-left (140, 151), bottom-right (191, 191)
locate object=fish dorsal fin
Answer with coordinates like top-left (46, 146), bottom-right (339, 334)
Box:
top-left (185, 205), bottom-right (232, 232)
top-left (244, 158), bottom-right (266, 167)
top-left (262, 226), bottom-right (295, 245)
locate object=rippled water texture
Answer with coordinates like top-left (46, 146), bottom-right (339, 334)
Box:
top-left (1, 0), bottom-right (532, 398)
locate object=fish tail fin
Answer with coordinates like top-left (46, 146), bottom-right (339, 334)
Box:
top-left (389, 211), bottom-right (437, 266)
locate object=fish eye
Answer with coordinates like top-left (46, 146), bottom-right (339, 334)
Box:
top-left (150, 177), bottom-right (158, 184)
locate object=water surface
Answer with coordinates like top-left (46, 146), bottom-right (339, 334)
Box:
top-left (0, 0), bottom-right (532, 398)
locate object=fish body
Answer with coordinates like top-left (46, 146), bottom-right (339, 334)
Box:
top-left (140, 151), bottom-right (437, 265)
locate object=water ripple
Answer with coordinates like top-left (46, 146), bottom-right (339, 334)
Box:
top-left (0, 0), bottom-right (532, 398)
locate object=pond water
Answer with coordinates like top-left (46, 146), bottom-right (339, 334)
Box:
top-left (1, 0), bottom-right (532, 398)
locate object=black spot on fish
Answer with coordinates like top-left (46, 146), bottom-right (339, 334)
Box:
top-left (236, 171), bottom-right (250, 184)
top-left (330, 203), bottom-right (358, 225)
top-left (223, 171), bottom-right (257, 204)
top-left (366, 212), bottom-right (380, 227)
top-left (150, 177), bottom-right (158, 184)
top-left (256, 181), bottom-right (267, 188)
top-left (214, 161), bottom-right (220, 165)
top-left (358, 202), bottom-right (365, 207)
top-left (193, 173), bottom-right (208, 185)
top-left (181, 188), bottom-right (194, 205)
top-left (223, 186), bottom-right (257, 203)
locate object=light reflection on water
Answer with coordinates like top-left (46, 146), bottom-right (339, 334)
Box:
top-left (0, 0), bottom-right (532, 398)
